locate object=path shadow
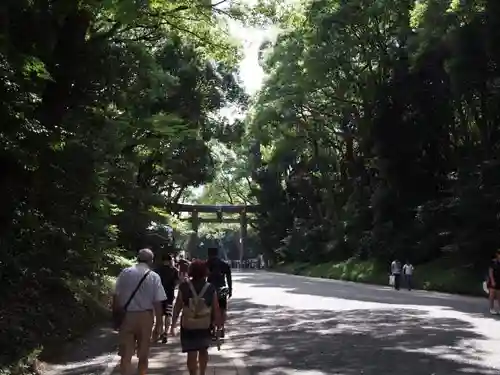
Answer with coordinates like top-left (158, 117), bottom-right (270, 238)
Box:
top-left (233, 272), bottom-right (493, 317)
top-left (41, 326), bottom-right (118, 375)
top-left (221, 297), bottom-right (497, 375)
top-left (45, 271), bottom-right (499, 375)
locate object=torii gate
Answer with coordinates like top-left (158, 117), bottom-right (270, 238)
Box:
top-left (170, 203), bottom-right (259, 261)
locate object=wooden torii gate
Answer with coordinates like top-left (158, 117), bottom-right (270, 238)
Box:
top-left (170, 203), bottom-right (259, 261)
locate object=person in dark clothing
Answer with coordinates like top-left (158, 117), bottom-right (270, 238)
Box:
top-left (178, 256), bottom-right (190, 280)
top-left (488, 250), bottom-right (500, 315)
top-left (155, 254), bottom-right (179, 342)
top-left (170, 260), bottom-right (221, 375)
top-left (206, 247), bottom-right (232, 337)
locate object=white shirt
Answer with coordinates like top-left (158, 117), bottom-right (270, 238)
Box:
top-left (115, 263), bottom-right (166, 312)
top-left (403, 264), bottom-right (414, 275)
top-left (391, 261), bottom-right (401, 274)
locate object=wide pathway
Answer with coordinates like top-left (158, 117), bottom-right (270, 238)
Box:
top-left (219, 271), bottom-right (500, 375)
top-left (43, 271), bottom-right (500, 375)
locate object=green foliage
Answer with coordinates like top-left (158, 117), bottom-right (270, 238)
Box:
top-left (275, 258), bottom-right (483, 296)
top-left (246, 0), bottom-right (500, 276)
top-left (197, 142), bottom-right (257, 205)
top-left (0, 0), bottom-right (260, 370)
top-left (0, 275), bottom-right (114, 375)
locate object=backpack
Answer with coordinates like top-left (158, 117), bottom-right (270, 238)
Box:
top-left (181, 281), bottom-right (212, 330)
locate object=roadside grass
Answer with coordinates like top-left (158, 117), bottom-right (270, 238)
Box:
top-left (0, 253), bottom-right (134, 375)
top-left (274, 257), bottom-right (485, 297)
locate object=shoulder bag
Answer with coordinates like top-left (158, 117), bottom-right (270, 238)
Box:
top-left (112, 270), bottom-right (151, 330)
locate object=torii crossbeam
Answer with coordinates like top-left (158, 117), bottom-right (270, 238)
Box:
top-left (169, 203), bottom-right (260, 261)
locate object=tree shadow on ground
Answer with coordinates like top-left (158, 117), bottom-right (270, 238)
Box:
top-left (48, 271), bottom-right (499, 375)
top-left (233, 271), bottom-right (492, 317)
top-left (40, 326), bottom-right (118, 375)
top-left (219, 297), bottom-right (498, 375)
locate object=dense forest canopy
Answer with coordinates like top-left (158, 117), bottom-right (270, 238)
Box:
top-left (0, 0), bottom-right (272, 368)
top-left (244, 0), bottom-right (500, 269)
top-left (3, 0), bottom-right (500, 369)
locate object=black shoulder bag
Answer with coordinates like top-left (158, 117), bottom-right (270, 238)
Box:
top-left (112, 270), bottom-right (151, 330)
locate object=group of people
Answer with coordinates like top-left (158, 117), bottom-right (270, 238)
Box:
top-left (229, 257), bottom-right (264, 269)
top-left (390, 259), bottom-right (414, 290)
top-left (112, 247), bottom-right (232, 375)
top-left (390, 253), bottom-right (500, 317)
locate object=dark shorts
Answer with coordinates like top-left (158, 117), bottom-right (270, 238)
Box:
top-left (488, 279), bottom-right (500, 291)
top-left (218, 295), bottom-right (227, 310)
top-left (162, 291), bottom-right (175, 316)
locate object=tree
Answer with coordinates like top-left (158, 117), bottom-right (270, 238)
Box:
top-left (0, 0), bottom-right (257, 367)
top-left (197, 142), bottom-right (257, 205)
top-left (246, 0), bottom-right (500, 268)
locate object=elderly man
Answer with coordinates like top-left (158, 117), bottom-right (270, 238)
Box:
top-left (113, 248), bottom-right (166, 375)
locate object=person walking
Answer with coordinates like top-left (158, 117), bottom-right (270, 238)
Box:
top-left (155, 253), bottom-right (180, 343)
top-left (178, 255), bottom-right (190, 280)
top-left (403, 261), bottom-right (414, 290)
top-left (488, 250), bottom-right (500, 314)
top-left (390, 259), bottom-right (402, 290)
top-left (206, 247), bottom-right (232, 338)
top-left (113, 248), bottom-right (167, 375)
top-left (170, 260), bottom-right (222, 375)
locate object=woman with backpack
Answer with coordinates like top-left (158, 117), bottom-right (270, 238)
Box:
top-left (170, 259), bottom-right (222, 375)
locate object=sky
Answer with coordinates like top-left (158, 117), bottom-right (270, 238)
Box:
top-left (217, 21), bottom-right (272, 121)
top-left (232, 25), bottom-right (268, 95)
top-left (188, 15), bottom-right (275, 200)
top-left (224, 0), bottom-right (275, 96)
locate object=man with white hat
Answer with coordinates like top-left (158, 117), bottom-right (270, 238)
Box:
top-left (113, 248), bottom-right (166, 375)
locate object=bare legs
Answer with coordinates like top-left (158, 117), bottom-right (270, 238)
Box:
top-left (187, 350), bottom-right (209, 375)
top-left (489, 288), bottom-right (500, 314)
top-left (120, 354), bottom-right (149, 375)
top-left (221, 309), bottom-right (227, 334)
top-left (198, 349), bottom-right (208, 375)
top-left (164, 315), bottom-right (171, 335)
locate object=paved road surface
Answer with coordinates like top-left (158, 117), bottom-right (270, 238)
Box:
top-left (44, 271), bottom-right (500, 375)
top-left (222, 271), bottom-right (500, 375)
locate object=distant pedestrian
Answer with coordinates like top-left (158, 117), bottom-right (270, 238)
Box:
top-left (113, 248), bottom-right (166, 375)
top-left (258, 254), bottom-right (265, 269)
top-left (390, 259), bottom-right (402, 290)
top-left (403, 261), bottom-right (414, 290)
top-left (488, 250), bottom-right (500, 315)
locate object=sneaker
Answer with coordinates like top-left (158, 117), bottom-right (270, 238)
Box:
top-left (489, 309), bottom-right (498, 315)
top-left (161, 332), bottom-right (168, 344)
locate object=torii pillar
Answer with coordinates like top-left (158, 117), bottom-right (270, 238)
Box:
top-left (239, 208), bottom-right (247, 261)
top-left (187, 210), bottom-right (199, 257)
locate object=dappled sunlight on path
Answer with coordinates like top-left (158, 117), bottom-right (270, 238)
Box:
top-left (42, 271), bottom-right (500, 375)
top-left (219, 272), bottom-right (500, 374)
